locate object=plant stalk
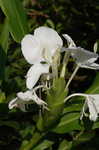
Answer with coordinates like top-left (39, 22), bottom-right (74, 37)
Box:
top-left (65, 65), bottom-right (79, 90)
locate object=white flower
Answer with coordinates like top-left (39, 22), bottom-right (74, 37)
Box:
top-left (64, 93), bottom-right (99, 121)
top-left (62, 34), bottom-right (99, 70)
top-left (82, 94), bottom-right (99, 121)
top-left (8, 90), bottom-right (34, 111)
top-left (21, 26), bottom-right (63, 89)
top-left (8, 88), bottom-right (47, 111)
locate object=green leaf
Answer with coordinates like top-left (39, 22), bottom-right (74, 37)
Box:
top-left (20, 132), bottom-right (43, 150)
top-left (72, 131), bottom-right (95, 147)
top-left (32, 140), bottom-right (53, 150)
top-left (20, 125), bottom-right (35, 139)
top-left (53, 112), bottom-right (82, 133)
top-left (86, 73), bottom-right (99, 94)
top-left (0, 120), bottom-right (19, 130)
top-left (58, 140), bottom-right (72, 150)
top-left (63, 103), bottom-right (83, 114)
top-left (92, 121), bottom-right (99, 129)
top-left (0, 19), bottom-right (9, 54)
top-left (0, 0), bottom-right (29, 42)
top-left (0, 19), bottom-right (9, 79)
top-left (0, 92), bottom-right (6, 103)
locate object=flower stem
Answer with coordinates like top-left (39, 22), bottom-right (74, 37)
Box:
top-left (60, 52), bottom-right (70, 78)
top-left (52, 50), bottom-right (60, 79)
top-left (65, 65), bottom-right (80, 90)
top-left (52, 63), bottom-right (58, 79)
top-left (64, 93), bottom-right (86, 102)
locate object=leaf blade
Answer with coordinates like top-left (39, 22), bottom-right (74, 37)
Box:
top-left (0, 0), bottom-right (29, 42)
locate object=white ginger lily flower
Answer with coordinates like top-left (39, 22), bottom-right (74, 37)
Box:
top-left (21, 26), bottom-right (63, 89)
top-left (64, 93), bottom-right (99, 121)
top-left (8, 88), bottom-right (47, 112)
top-left (62, 34), bottom-right (99, 70)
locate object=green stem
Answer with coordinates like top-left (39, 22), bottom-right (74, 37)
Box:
top-left (65, 65), bottom-right (79, 90)
top-left (60, 52), bottom-right (70, 78)
top-left (52, 63), bottom-right (58, 79)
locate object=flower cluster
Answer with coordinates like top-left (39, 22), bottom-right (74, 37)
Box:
top-left (63, 34), bottom-right (99, 121)
top-left (9, 26), bottom-right (99, 121)
top-left (9, 26), bottom-right (63, 111)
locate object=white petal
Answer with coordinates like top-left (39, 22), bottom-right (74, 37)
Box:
top-left (17, 90), bottom-right (33, 101)
top-left (65, 47), bottom-right (98, 64)
top-left (80, 63), bottom-right (99, 70)
top-left (8, 97), bottom-right (26, 111)
top-left (21, 34), bottom-right (43, 64)
top-left (32, 94), bottom-right (47, 105)
top-left (62, 34), bottom-right (76, 47)
top-left (26, 63), bottom-right (49, 89)
top-left (8, 98), bottom-right (18, 109)
top-left (34, 26), bottom-right (63, 56)
top-left (93, 42), bottom-right (98, 53)
top-left (87, 97), bottom-right (98, 121)
top-left (90, 95), bottom-right (99, 113)
top-left (86, 57), bottom-right (98, 64)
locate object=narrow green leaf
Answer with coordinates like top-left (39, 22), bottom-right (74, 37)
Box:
top-left (20, 132), bottom-right (43, 150)
top-left (0, 19), bottom-right (9, 53)
top-left (32, 140), bottom-right (53, 150)
top-left (0, 120), bottom-right (19, 130)
top-left (0, 19), bottom-right (9, 79)
top-left (63, 103), bottom-right (83, 114)
top-left (58, 140), bottom-right (72, 150)
top-left (86, 73), bottom-right (99, 94)
top-left (53, 112), bottom-right (82, 133)
top-left (0, 0), bottom-right (29, 42)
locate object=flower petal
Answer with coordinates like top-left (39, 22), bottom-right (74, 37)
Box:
top-left (90, 95), bottom-right (99, 113)
top-left (21, 34), bottom-right (43, 64)
top-left (8, 97), bottom-right (18, 109)
top-left (63, 47), bottom-right (98, 64)
top-left (62, 34), bottom-right (76, 47)
top-left (80, 63), bottom-right (99, 69)
top-left (8, 97), bottom-right (26, 111)
top-left (32, 93), bottom-right (47, 106)
top-left (87, 97), bottom-right (98, 121)
top-left (26, 63), bottom-right (49, 89)
top-left (17, 90), bottom-right (33, 101)
top-left (34, 26), bottom-right (63, 56)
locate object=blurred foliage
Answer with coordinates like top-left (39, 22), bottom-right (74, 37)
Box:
top-left (0, 0), bottom-right (99, 150)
